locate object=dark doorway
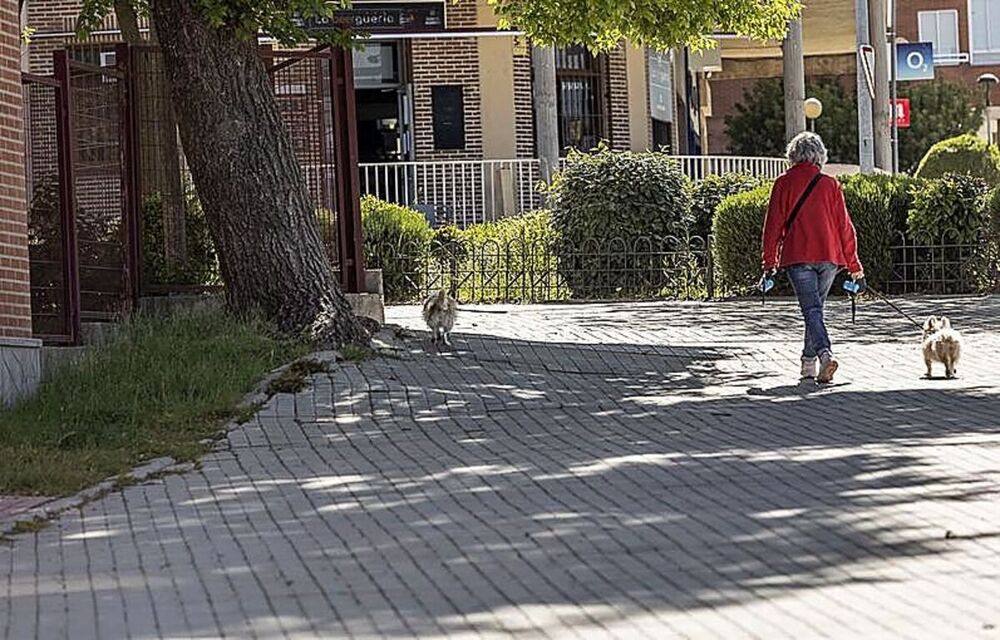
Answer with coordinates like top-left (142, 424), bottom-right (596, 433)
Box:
top-left (355, 88), bottom-right (402, 162)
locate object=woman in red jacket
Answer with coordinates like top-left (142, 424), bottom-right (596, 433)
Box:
top-left (761, 132), bottom-right (864, 383)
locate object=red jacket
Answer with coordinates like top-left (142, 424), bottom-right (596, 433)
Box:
top-left (761, 163), bottom-right (862, 273)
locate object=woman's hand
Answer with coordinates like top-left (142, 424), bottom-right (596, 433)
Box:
top-left (849, 269), bottom-right (864, 281)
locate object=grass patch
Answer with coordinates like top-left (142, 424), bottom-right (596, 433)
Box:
top-left (0, 309), bottom-right (307, 497)
top-left (10, 518), bottom-right (49, 535)
top-left (340, 344), bottom-right (374, 362)
top-left (266, 359), bottom-right (329, 395)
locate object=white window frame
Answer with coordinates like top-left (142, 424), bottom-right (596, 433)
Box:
top-left (969, 0), bottom-right (1000, 66)
top-left (918, 9), bottom-right (964, 65)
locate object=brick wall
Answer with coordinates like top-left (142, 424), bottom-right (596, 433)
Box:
top-left (411, 0), bottom-right (483, 161)
top-left (897, 0), bottom-right (1000, 89)
top-left (512, 43), bottom-right (535, 159)
top-left (1, 0), bottom-right (32, 338)
top-left (607, 45), bottom-right (630, 151)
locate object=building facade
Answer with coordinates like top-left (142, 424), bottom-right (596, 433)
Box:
top-left (23, 0), bottom-right (668, 163)
top-left (703, 0), bottom-right (1000, 154)
top-left (1, 0), bottom-right (42, 404)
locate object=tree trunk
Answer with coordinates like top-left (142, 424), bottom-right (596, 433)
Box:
top-left (149, 0), bottom-right (366, 345)
top-left (113, 0), bottom-right (143, 43)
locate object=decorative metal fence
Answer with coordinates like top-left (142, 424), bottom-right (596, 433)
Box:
top-left (885, 234), bottom-right (999, 295)
top-left (370, 230), bottom-right (999, 305)
top-left (369, 234), bottom-right (713, 304)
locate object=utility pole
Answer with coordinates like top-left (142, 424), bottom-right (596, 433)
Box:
top-left (855, 0), bottom-right (875, 173)
top-left (782, 19), bottom-right (806, 143)
top-left (870, 0), bottom-right (892, 170)
top-left (531, 45), bottom-right (560, 182)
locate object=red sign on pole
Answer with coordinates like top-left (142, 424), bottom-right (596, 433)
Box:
top-left (894, 98), bottom-right (911, 128)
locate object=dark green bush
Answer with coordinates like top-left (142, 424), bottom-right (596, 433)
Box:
top-left (838, 173), bottom-right (921, 285)
top-left (547, 145), bottom-right (692, 297)
top-left (914, 134), bottom-right (1000, 183)
top-left (361, 196), bottom-right (433, 302)
top-left (712, 183), bottom-right (772, 293)
top-left (458, 211), bottom-right (562, 303)
top-left (907, 174), bottom-right (989, 244)
top-left (988, 187), bottom-right (1000, 241)
top-left (141, 184), bottom-right (218, 287)
top-left (690, 173), bottom-right (763, 239)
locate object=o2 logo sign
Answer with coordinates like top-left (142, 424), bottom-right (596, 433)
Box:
top-left (896, 42), bottom-right (935, 81)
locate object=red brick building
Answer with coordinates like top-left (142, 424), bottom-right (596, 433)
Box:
top-left (895, 0), bottom-right (1000, 143)
top-left (1, 0), bottom-right (42, 404)
top-left (23, 0), bottom-right (661, 163)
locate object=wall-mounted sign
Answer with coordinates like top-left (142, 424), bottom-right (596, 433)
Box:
top-left (648, 50), bottom-right (673, 123)
top-left (293, 2), bottom-right (446, 34)
top-left (896, 42), bottom-right (935, 81)
top-left (894, 98), bottom-right (911, 128)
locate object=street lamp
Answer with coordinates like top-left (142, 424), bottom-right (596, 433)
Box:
top-left (978, 73), bottom-right (999, 146)
top-left (804, 97), bottom-right (823, 132)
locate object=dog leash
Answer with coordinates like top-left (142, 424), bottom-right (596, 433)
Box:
top-left (864, 285), bottom-right (924, 330)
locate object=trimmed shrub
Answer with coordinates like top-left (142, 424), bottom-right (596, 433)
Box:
top-left (690, 173), bottom-right (763, 239)
top-left (907, 174), bottom-right (989, 244)
top-left (455, 211), bottom-right (563, 303)
top-left (712, 183), bottom-right (773, 293)
top-left (988, 186), bottom-right (1000, 241)
top-left (914, 134), bottom-right (1000, 183)
top-left (838, 173), bottom-right (921, 285)
top-left (547, 145), bottom-right (692, 297)
top-left (361, 196), bottom-right (433, 302)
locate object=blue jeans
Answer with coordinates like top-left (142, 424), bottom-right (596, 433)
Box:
top-left (787, 263), bottom-right (839, 362)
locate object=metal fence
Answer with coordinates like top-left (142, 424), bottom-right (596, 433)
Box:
top-left (886, 235), bottom-right (999, 295)
top-left (370, 230), bottom-right (999, 305)
top-left (302, 155), bottom-right (789, 229)
top-left (370, 234), bottom-right (713, 304)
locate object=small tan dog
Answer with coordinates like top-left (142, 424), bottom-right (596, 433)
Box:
top-left (922, 315), bottom-right (962, 379)
top-left (422, 289), bottom-right (458, 346)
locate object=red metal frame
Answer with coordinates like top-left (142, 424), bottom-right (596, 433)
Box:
top-left (329, 46), bottom-right (365, 293)
top-left (52, 51), bottom-right (82, 345)
top-left (116, 44), bottom-right (142, 309)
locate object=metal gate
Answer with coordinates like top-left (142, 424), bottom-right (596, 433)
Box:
top-left (21, 48), bottom-right (139, 344)
top-left (264, 45), bottom-right (365, 293)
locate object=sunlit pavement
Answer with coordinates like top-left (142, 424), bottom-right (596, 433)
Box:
top-left (3, 297), bottom-right (999, 639)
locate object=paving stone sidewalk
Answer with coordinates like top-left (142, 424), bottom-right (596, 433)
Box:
top-left (3, 297), bottom-right (1000, 639)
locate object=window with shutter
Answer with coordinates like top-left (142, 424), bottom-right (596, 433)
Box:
top-left (970, 0), bottom-right (1000, 65)
top-left (918, 9), bottom-right (962, 65)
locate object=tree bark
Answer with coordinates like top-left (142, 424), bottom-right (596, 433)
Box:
top-left (113, 0), bottom-right (143, 43)
top-left (149, 0), bottom-right (366, 345)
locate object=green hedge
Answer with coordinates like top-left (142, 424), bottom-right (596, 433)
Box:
top-left (712, 174), bottom-right (928, 293)
top-left (453, 211), bottom-right (563, 303)
top-left (712, 183), bottom-right (772, 293)
top-left (361, 196), bottom-right (433, 301)
top-left (915, 134), bottom-right (1000, 183)
top-left (547, 145), bottom-right (692, 297)
top-left (141, 185), bottom-right (218, 287)
top-left (907, 174), bottom-right (988, 244)
top-left (689, 173), bottom-right (762, 240)
top-left (838, 174), bottom-right (919, 284)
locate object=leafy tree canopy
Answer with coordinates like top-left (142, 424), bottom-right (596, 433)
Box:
top-left (77, 0), bottom-right (354, 45)
top-left (78, 0), bottom-right (802, 51)
top-left (487, 0), bottom-right (801, 51)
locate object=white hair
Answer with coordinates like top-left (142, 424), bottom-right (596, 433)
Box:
top-left (786, 131), bottom-right (828, 167)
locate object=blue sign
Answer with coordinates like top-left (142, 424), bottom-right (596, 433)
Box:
top-left (896, 42), bottom-right (935, 81)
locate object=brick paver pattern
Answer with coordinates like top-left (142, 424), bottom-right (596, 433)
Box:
top-left (3, 297), bottom-right (999, 639)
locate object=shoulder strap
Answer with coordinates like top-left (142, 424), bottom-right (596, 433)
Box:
top-left (780, 172), bottom-right (824, 242)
